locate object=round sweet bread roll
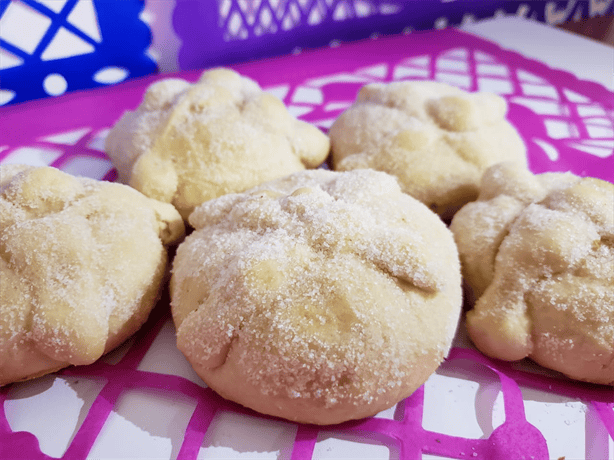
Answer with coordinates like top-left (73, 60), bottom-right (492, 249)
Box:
top-left (105, 67), bottom-right (330, 220)
top-left (0, 165), bottom-right (185, 386)
top-left (171, 168), bottom-right (463, 424)
top-left (450, 162), bottom-right (614, 385)
top-left (329, 80), bottom-right (527, 219)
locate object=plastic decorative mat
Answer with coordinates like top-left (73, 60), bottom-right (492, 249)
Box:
top-left (0, 0), bottom-right (156, 106)
top-left (0, 28), bottom-right (613, 460)
top-left (172, 0), bottom-right (614, 71)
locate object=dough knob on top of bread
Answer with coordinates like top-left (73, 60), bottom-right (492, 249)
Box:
top-left (450, 162), bottom-right (614, 385)
top-left (105, 67), bottom-right (330, 220)
top-left (170, 168), bottom-right (463, 425)
top-left (0, 165), bottom-right (185, 386)
top-left (329, 80), bottom-right (527, 220)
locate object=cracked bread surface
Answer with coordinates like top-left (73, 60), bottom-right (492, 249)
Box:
top-left (171, 169), bottom-right (462, 424)
top-left (329, 80), bottom-right (527, 219)
top-left (105, 68), bottom-right (330, 220)
top-left (0, 165), bottom-right (185, 385)
top-left (450, 162), bottom-right (614, 385)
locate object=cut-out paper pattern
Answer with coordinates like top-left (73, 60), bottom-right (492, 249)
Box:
top-left (173, 0), bottom-right (614, 69)
top-left (0, 28), bottom-right (612, 459)
top-left (0, 0), bottom-right (156, 105)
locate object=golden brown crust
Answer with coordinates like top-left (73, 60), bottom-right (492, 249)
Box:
top-left (450, 162), bottom-right (614, 385)
top-left (0, 166), bottom-right (185, 385)
top-left (105, 68), bottom-right (330, 220)
top-left (329, 81), bottom-right (527, 219)
top-left (171, 169), bottom-right (462, 424)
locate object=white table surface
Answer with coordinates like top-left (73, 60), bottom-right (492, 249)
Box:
top-left (461, 16), bottom-right (614, 91)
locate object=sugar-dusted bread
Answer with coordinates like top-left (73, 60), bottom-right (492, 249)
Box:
top-left (0, 165), bottom-right (185, 385)
top-left (450, 162), bottom-right (614, 385)
top-left (171, 169), bottom-right (462, 424)
top-left (329, 80), bottom-right (526, 219)
top-left (105, 68), bottom-right (330, 220)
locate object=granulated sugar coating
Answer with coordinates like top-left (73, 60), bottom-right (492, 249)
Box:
top-left (450, 162), bottom-right (614, 386)
top-left (0, 165), bottom-right (185, 386)
top-left (171, 169), bottom-right (462, 425)
top-left (329, 80), bottom-right (527, 220)
top-left (105, 68), bottom-right (330, 220)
